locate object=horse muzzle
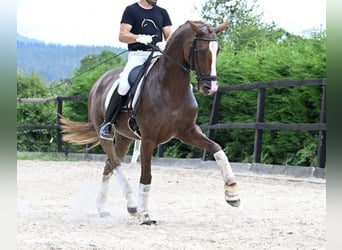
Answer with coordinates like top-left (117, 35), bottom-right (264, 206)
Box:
top-left (198, 76), bottom-right (218, 95)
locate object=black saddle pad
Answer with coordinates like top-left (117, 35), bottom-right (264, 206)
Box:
top-left (128, 65), bottom-right (145, 87)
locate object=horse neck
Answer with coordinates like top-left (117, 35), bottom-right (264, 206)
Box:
top-left (159, 30), bottom-right (192, 89)
top-left (166, 27), bottom-right (192, 67)
top-left (159, 54), bottom-right (190, 82)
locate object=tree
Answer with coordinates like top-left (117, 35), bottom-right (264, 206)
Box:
top-left (161, 0), bottom-right (327, 166)
top-left (208, 31), bottom-right (326, 166)
top-left (201, 0), bottom-right (261, 27)
top-left (64, 49), bottom-right (125, 122)
top-left (17, 72), bottom-right (58, 152)
top-left (17, 49), bottom-right (125, 153)
top-left (200, 0), bottom-right (275, 51)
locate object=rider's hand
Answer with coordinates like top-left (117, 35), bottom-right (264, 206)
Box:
top-left (156, 41), bottom-right (166, 51)
top-left (136, 34), bottom-right (153, 45)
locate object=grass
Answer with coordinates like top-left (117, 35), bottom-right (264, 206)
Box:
top-left (17, 152), bottom-right (78, 161)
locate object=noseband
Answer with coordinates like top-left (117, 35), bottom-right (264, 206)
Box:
top-left (188, 36), bottom-right (218, 83)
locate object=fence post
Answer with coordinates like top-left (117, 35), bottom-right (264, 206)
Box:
top-left (317, 85), bottom-right (326, 168)
top-left (56, 97), bottom-right (63, 153)
top-left (253, 88), bottom-right (266, 163)
top-left (202, 92), bottom-right (222, 160)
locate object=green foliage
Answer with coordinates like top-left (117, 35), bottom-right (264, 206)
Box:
top-left (209, 31), bottom-right (325, 166)
top-left (163, 0), bottom-right (326, 166)
top-left (63, 49), bottom-right (125, 122)
top-left (17, 49), bottom-right (125, 154)
top-left (17, 152), bottom-right (78, 161)
top-left (217, 32), bottom-right (326, 84)
top-left (17, 72), bottom-right (58, 152)
top-left (201, 0), bottom-right (273, 51)
top-left (17, 72), bottom-right (48, 97)
top-left (295, 138), bottom-right (318, 167)
top-left (63, 49), bottom-right (125, 153)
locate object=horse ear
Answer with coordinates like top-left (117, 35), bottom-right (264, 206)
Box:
top-left (189, 21), bottom-right (204, 36)
top-left (215, 22), bottom-right (229, 34)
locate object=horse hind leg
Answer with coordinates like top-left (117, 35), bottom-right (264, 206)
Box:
top-left (97, 133), bottom-right (137, 217)
top-left (96, 167), bottom-right (112, 217)
top-left (112, 134), bottom-right (138, 215)
top-left (114, 166), bottom-right (137, 216)
top-left (96, 135), bottom-right (119, 217)
top-left (96, 162), bottom-right (137, 217)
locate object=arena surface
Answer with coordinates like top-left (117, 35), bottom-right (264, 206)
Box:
top-left (17, 160), bottom-right (326, 249)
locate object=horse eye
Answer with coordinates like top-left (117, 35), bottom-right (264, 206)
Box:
top-left (197, 47), bottom-right (208, 52)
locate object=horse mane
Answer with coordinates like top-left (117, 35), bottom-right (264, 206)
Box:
top-left (166, 21), bottom-right (197, 43)
top-left (166, 20), bottom-right (213, 50)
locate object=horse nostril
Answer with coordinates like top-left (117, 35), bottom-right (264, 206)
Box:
top-left (203, 82), bottom-right (212, 90)
top-left (198, 82), bottom-right (211, 95)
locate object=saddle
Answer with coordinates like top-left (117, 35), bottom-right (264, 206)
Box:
top-left (124, 53), bottom-right (159, 137)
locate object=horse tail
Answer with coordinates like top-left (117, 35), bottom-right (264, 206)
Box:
top-left (59, 115), bottom-right (100, 149)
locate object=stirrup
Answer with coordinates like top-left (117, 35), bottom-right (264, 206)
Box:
top-left (99, 122), bottom-right (114, 141)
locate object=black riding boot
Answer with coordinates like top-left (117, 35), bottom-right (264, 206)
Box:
top-left (99, 91), bottom-right (123, 140)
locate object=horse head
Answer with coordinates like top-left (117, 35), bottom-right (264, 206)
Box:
top-left (185, 21), bottom-right (229, 95)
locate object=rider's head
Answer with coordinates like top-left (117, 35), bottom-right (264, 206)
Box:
top-left (146, 0), bottom-right (157, 6)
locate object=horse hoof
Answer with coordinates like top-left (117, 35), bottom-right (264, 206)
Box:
top-left (127, 207), bottom-right (138, 215)
top-left (226, 199), bottom-right (240, 207)
top-left (99, 211), bottom-right (111, 217)
top-left (140, 220), bottom-right (157, 226)
top-left (138, 212), bottom-right (156, 225)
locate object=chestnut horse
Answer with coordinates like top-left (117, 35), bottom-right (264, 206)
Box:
top-left (60, 20), bottom-right (240, 225)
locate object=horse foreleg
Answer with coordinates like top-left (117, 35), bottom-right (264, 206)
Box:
top-left (136, 140), bottom-right (156, 225)
top-left (136, 183), bottom-right (155, 225)
top-left (178, 125), bottom-right (240, 207)
top-left (213, 150), bottom-right (240, 207)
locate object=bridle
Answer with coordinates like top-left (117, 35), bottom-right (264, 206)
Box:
top-left (188, 36), bottom-right (218, 84)
top-left (149, 35), bottom-right (219, 86)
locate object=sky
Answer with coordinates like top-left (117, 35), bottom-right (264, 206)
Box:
top-left (17, 0), bottom-right (326, 48)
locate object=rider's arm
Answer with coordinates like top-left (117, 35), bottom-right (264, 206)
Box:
top-left (162, 26), bottom-right (172, 41)
top-left (119, 23), bottom-right (139, 44)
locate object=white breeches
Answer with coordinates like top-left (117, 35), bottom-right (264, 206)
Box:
top-left (118, 51), bottom-right (153, 96)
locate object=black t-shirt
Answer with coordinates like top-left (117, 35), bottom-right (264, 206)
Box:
top-left (121, 3), bottom-right (172, 50)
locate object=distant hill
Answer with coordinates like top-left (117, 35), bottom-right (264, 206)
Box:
top-left (17, 34), bottom-right (44, 44)
top-left (17, 34), bottom-right (126, 83)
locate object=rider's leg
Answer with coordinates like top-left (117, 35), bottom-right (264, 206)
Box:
top-left (99, 90), bottom-right (123, 140)
top-left (99, 51), bottom-right (150, 140)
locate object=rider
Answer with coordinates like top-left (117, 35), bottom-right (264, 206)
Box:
top-left (99, 0), bottom-right (173, 140)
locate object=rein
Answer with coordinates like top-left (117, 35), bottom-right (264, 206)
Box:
top-left (70, 35), bottom-right (217, 86)
top-left (148, 44), bottom-right (190, 73)
top-left (69, 43), bottom-right (146, 81)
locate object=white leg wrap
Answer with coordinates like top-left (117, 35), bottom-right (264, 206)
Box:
top-left (214, 150), bottom-right (236, 185)
top-left (137, 183), bottom-right (151, 213)
top-left (114, 167), bottom-right (136, 208)
top-left (96, 175), bottom-right (111, 214)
